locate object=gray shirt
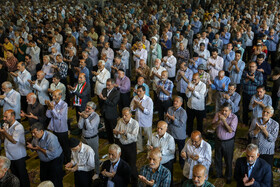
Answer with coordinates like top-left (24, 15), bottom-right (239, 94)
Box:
top-left (78, 111), bottom-right (100, 138)
top-left (114, 118), bottom-right (139, 145)
top-left (249, 118), bottom-right (279, 155)
top-left (165, 106), bottom-right (187, 140)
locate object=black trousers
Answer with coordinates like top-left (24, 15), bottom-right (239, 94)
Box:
top-left (272, 87), bottom-right (279, 110)
top-left (119, 92), bottom-right (130, 115)
top-left (242, 92), bottom-right (253, 125)
top-left (174, 139), bottom-right (186, 168)
top-left (163, 159), bottom-right (174, 186)
top-left (74, 170), bottom-right (94, 187)
top-left (40, 153), bottom-right (64, 187)
top-left (21, 96), bottom-right (28, 113)
top-left (158, 99), bottom-right (172, 121)
top-left (153, 90), bottom-right (159, 111)
top-left (215, 138), bottom-right (234, 180)
top-left (54, 131), bottom-right (71, 163)
top-left (186, 107), bottom-right (204, 136)
top-left (119, 142), bottom-right (137, 184)
top-left (11, 157), bottom-right (30, 187)
top-left (268, 51), bottom-right (277, 69)
top-left (259, 154), bottom-right (274, 187)
top-left (104, 117), bottom-right (117, 144)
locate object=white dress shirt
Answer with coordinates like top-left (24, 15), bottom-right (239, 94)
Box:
top-left (133, 48), bottom-right (148, 68)
top-left (182, 139), bottom-right (212, 179)
top-left (33, 78), bottom-right (50, 105)
top-left (49, 82), bottom-right (66, 101)
top-left (3, 121), bottom-right (27, 160)
top-left (14, 69), bottom-right (32, 96)
top-left (207, 56), bottom-right (224, 80)
top-left (114, 118), bottom-right (139, 145)
top-left (186, 81), bottom-right (207, 111)
top-left (147, 132), bottom-right (175, 164)
top-left (42, 63), bottom-right (55, 79)
top-left (94, 68), bottom-right (111, 95)
top-left (130, 95), bottom-right (153, 127)
top-left (0, 89), bottom-right (21, 119)
top-left (163, 55), bottom-right (177, 78)
top-left (150, 66), bottom-right (166, 91)
top-left (101, 47), bottom-right (114, 64)
top-left (26, 46), bottom-right (41, 64)
top-left (70, 143), bottom-right (95, 172)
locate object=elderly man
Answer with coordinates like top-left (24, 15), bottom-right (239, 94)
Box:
top-left (68, 73), bottom-right (91, 122)
top-left (20, 93), bottom-right (46, 127)
top-left (186, 73), bottom-right (207, 136)
top-left (130, 85), bottom-right (153, 153)
top-left (249, 106), bottom-right (279, 168)
top-left (148, 37), bottom-right (162, 68)
top-left (10, 62), bottom-right (32, 111)
top-left (46, 90), bottom-right (70, 164)
top-left (222, 43), bottom-right (235, 76)
top-left (182, 164), bottom-right (214, 187)
top-left (74, 59), bottom-right (90, 85)
top-left (165, 96), bottom-right (187, 168)
top-left (117, 43), bottom-right (130, 75)
top-left (93, 60), bottom-right (110, 104)
top-left (41, 55), bottom-right (55, 82)
top-left (0, 110), bottom-right (30, 187)
top-left (211, 103), bottom-right (238, 184)
top-left (147, 121), bottom-right (175, 184)
top-left (53, 54), bottom-right (68, 85)
top-left (27, 122), bottom-right (63, 187)
top-left (136, 59), bottom-right (150, 82)
top-left (209, 70), bottom-right (231, 110)
top-left (133, 42), bottom-right (147, 69)
top-left (242, 61), bottom-right (263, 125)
top-left (0, 156), bottom-right (20, 187)
top-left (2, 50), bottom-right (18, 72)
top-left (197, 43), bottom-right (210, 66)
top-left (0, 81), bottom-right (21, 119)
top-left (234, 144), bottom-right (272, 187)
top-left (133, 76), bottom-right (150, 97)
top-left (162, 49), bottom-right (177, 82)
top-left (188, 53), bottom-right (203, 73)
top-left (29, 71), bottom-right (50, 106)
top-left (111, 56), bottom-right (125, 79)
top-left (65, 138), bottom-right (95, 187)
top-left (114, 107), bottom-right (139, 185)
top-left (176, 62), bottom-right (193, 107)
top-left (99, 144), bottom-right (131, 187)
top-left (99, 78), bottom-right (120, 144)
top-left (249, 85), bottom-right (272, 120)
top-left (181, 131), bottom-right (211, 180)
top-left (156, 71), bottom-right (174, 121)
top-left (218, 83), bottom-right (241, 114)
top-left (138, 148), bottom-right (171, 187)
top-left (77, 101), bottom-right (100, 179)
top-left (86, 41), bottom-right (99, 71)
top-left (102, 42), bottom-right (115, 65)
top-left (115, 69), bottom-right (131, 113)
top-left (48, 74), bottom-right (66, 101)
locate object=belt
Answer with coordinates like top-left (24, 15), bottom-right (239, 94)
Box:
top-left (217, 136), bottom-right (235, 142)
top-left (83, 134), bottom-right (98, 139)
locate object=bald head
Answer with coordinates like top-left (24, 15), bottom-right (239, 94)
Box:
top-left (157, 121), bottom-right (168, 137)
top-left (218, 71), bottom-right (225, 80)
top-left (37, 71), bottom-right (45, 80)
top-left (191, 130), bottom-right (202, 148)
top-left (192, 164), bottom-right (208, 186)
top-left (192, 73), bottom-right (200, 84)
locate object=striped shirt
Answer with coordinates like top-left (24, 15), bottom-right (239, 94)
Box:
top-left (138, 164), bottom-right (171, 187)
top-left (249, 94), bottom-right (272, 119)
top-left (157, 79), bottom-right (174, 101)
top-left (249, 118), bottom-right (279, 155)
top-left (242, 70), bottom-right (263, 95)
top-left (114, 118), bottom-right (139, 145)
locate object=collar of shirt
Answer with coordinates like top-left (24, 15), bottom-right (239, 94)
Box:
top-left (247, 158), bottom-right (257, 168)
top-left (40, 131), bottom-right (47, 142)
top-left (155, 132), bottom-right (167, 139)
top-left (53, 99), bottom-right (63, 107)
top-left (110, 158), bottom-right (121, 170)
top-left (79, 143), bottom-right (86, 154)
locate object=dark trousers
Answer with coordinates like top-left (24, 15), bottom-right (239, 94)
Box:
top-left (104, 117), bottom-right (117, 143)
top-left (272, 88), bottom-right (279, 110)
top-left (11, 157), bottom-right (30, 187)
top-left (153, 90), bottom-right (159, 111)
top-left (177, 92), bottom-right (188, 109)
top-left (158, 99), bottom-right (172, 121)
top-left (268, 51), bottom-right (277, 68)
top-left (163, 159), bottom-right (174, 186)
top-left (215, 138), bottom-right (234, 180)
top-left (54, 131), bottom-right (71, 163)
top-left (74, 170), bottom-right (94, 187)
top-left (186, 107), bottom-right (204, 136)
top-left (242, 92), bottom-right (253, 125)
top-left (169, 77), bottom-right (175, 83)
top-left (21, 96), bottom-right (28, 112)
top-left (119, 142), bottom-right (138, 184)
top-left (119, 92), bottom-right (130, 115)
top-left (174, 139), bottom-right (186, 168)
top-left (40, 153), bottom-right (64, 187)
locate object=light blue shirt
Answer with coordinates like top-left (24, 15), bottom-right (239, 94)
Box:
top-left (220, 32), bottom-right (231, 45)
top-left (120, 50), bottom-right (130, 70)
top-left (107, 159), bottom-right (121, 187)
top-left (229, 60), bottom-right (245, 84)
top-left (46, 99), bottom-right (68, 133)
top-left (0, 89), bottom-right (21, 119)
top-left (191, 20), bottom-right (202, 34)
top-left (267, 34), bottom-right (279, 51)
top-left (247, 160), bottom-right (257, 178)
top-left (219, 92), bottom-right (241, 113)
top-left (211, 76), bottom-right (231, 92)
top-left (133, 83), bottom-right (150, 96)
top-left (31, 130), bottom-right (63, 162)
top-left (112, 33), bottom-right (123, 49)
top-left (222, 50), bottom-right (235, 72)
top-left (176, 68), bottom-right (193, 93)
top-left (249, 94), bottom-right (272, 119)
top-left (88, 46), bottom-right (99, 67)
top-left (188, 58), bottom-right (203, 73)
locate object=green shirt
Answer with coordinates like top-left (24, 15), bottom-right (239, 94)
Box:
top-left (182, 179), bottom-right (215, 187)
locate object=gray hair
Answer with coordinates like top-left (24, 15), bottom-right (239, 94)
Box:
top-left (264, 105), bottom-right (274, 115)
top-left (44, 55), bottom-right (50, 61)
top-left (122, 107), bottom-right (131, 114)
top-left (31, 122), bottom-right (44, 131)
top-left (82, 51), bottom-right (89, 56)
top-left (98, 60), bottom-right (106, 66)
top-left (0, 156), bottom-right (11, 170)
top-left (2, 81), bottom-right (12, 89)
top-left (108, 144), bottom-right (121, 154)
top-left (175, 96), bottom-right (183, 103)
top-left (86, 101), bottom-right (96, 110)
top-left (147, 148), bottom-right (162, 159)
top-left (38, 181), bottom-right (54, 187)
top-left (246, 143), bottom-right (259, 155)
top-left (29, 93), bottom-right (37, 100)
